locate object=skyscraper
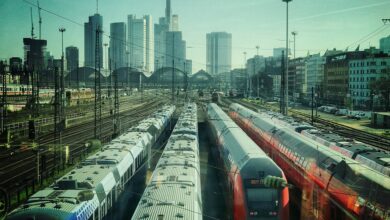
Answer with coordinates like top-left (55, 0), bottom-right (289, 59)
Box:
top-left (206, 32), bottom-right (232, 75)
top-left (172, 15), bottom-right (179, 31)
top-left (84, 14), bottom-right (103, 68)
top-left (144, 15), bottom-right (154, 72)
top-left (154, 0), bottom-right (173, 70)
top-left (109, 22), bottom-right (126, 69)
top-left (66, 46), bottom-right (79, 72)
top-left (128, 15), bottom-right (154, 72)
top-left (165, 0), bottom-right (171, 29)
top-left (165, 31), bottom-right (186, 71)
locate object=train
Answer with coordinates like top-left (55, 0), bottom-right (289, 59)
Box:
top-left (207, 103), bottom-right (289, 220)
top-left (5, 105), bottom-right (176, 220)
top-left (229, 103), bottom-right (390, 220)
top-left (301, 129), bottom-right (390, 176)
top-left (257, 109), bottom-right (390, 177)
top-left (211, 92), bottom-right (223, 103)
top-left (131, 102), bottom-right (202, 220)
top-left (0, 83), bottom-right (95, 104)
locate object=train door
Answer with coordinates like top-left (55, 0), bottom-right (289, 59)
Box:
top-left (312, 184), bottom-right (319, 218)
top-left (329, 200), bottom-right (347, 220)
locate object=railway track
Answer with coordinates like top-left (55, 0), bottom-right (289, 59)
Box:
top-left (3, 94), bottom-right (148, 135)
top-left (0, 97), bottom-right (167, 211)
top-left (223, 98), bottom-right (390, 151)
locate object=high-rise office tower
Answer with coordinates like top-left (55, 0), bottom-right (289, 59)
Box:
top-left (144, 15), bottom-right (154, 72)
top-left (128, 15), bottom-right (154, 72)
top-left (154, 19), bottom-right (168, 70)
top-left (66, 46), bottom-right (79, 72)
top-left (154, 0), bottom-right (172, 70)
top-left (165, 31), bottom-right (186, 71)
top-left (206, 32), bottom-right (232, 75)
top-left (172, 15), bottom-right (179, 31)
top-left (109, 22), bottom-right (126, 69)
top-left (84, 14), bottom-right (103, 68)
top-left (128, 15), bottom-right (145, 70)
top-left (165, 0), bottom-right (171, 28)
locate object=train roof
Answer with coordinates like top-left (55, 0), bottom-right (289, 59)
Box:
top-left (303, 129), bottom-right (390, 168)
top-left (208, 103), bottom-right (272, 169)
top-left (132, 103), bottom-right (202, 220)
top-left (7, 106), bottom-right (176, 220)
top-left (273, 121), bottom-right (390, 193)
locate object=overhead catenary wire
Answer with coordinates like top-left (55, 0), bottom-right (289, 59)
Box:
top-left (22, 0), bottom-right (390, 71)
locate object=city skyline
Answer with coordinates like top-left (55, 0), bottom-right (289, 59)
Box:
top-left (0, 0), bottom-right (390, 72)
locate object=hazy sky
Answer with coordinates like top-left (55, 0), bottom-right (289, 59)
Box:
top-left (0, 0), bottom-right (389, 72)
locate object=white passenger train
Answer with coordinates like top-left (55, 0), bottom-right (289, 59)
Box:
top-left (5, 105), bottom-right (175, 220)
top-left (131, 103), bottom-right (202, 220)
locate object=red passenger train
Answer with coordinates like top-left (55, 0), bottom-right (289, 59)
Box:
top-left (229, 103), bottom-right (390, 220)
top-left (207, 103), bottom-right (289, 220)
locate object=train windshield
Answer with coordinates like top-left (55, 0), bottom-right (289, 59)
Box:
top-left (246, 188), bottom-right (279, 218)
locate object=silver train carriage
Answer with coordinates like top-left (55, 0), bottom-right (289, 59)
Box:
top-left (131, 103), bottom-right (202, 220)
top-left (5, 105), bottom-right (176, 220)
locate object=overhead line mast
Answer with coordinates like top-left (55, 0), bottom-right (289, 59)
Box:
top-left (37, 0), bottom-right (42, 39)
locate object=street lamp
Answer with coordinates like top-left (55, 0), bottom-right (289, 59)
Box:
top-left (58, 27), bottom-right (66, 170)
top-left (243, 52), bottom-right (248, 97)
top-left (291, 31), bottom-right (297, 59)
top-left (59, 27), bottom-right (66, 113)
top-left (282, 0), bottom-right (292, 115)
top-left (256, 45), bottom-right (260, 99)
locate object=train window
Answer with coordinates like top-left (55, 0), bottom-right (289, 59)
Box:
top-left (94, 209), bottom-right (98, 220)
top-left (246, 188), bottom-right (277, 202)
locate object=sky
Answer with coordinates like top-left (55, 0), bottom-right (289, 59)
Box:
top-left (0, 0), bottom-right (390, 72)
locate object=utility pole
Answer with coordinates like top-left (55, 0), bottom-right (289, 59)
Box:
top-left (126, 51), bottom-right (130, 94)
top-left (256, 45), bottom-right (260, 98)
top-left (54, 66), bottom-right (60, 171)
top-left (76, 60), bottom-right (80, 105)
top-left (184, 61), bottom-right (188, 101)
top-left (280, 51), bottom-right (285, 114)
top-left (311, 86), bottom-right (314, 125)
top-left (155, 59), bottom-right (159, 96)
top-left (59, 27), bottom-right (66, 169)
top-left (104, 43), bottom-right (111, 115)
top-left (282, 0), bottom-right (292, 115)
top-left (94, 25), bottom-right (102, 140)
top-left (171, 34), bottom-right (175, 103)
top-left (113, 62), bottom-right (119, 137)
top-left (243, 52), bottom-right (247, 97)
top-left (0, 61), bottom-right (7, 133)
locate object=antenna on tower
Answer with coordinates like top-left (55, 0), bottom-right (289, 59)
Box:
top-left (30, 7), bottom-right (35, 39)
top-left (96, 0), bottom-right (99, 14)
top-left (37, 0), bottom-right (42, 39)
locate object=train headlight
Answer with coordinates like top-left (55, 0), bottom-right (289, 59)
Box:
top-left (250, 211), bottom-right (258, 216)
top-left (356, 197), bottom-right (365, 207)
top-left (269, 211), bottom-right (277, 216)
